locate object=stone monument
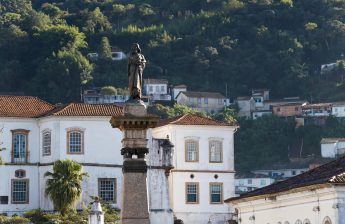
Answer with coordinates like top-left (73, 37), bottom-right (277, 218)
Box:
top-left (88, 197), bottom-right (104, 224)
top-left (110, 43), bottom-right (159, 224)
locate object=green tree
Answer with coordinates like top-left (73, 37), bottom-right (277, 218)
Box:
top-left (100, 86), bottom-right (117, 95)
top-left (45, 160), bottom-right (88, 216)
top-left (83, 7), bottom-right (112, 34)
top-left (99, 37), bottom-right (112, 61)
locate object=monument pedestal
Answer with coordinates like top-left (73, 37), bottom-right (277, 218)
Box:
top-left (110, 100), bottom-right (159, 224)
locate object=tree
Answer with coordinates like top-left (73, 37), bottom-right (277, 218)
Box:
top-left (100, 86), bottom-right (117, 95)
top-left (45, 160), bottom-right (88, 216)
top-left (99, 37), bottom-right (112, 61)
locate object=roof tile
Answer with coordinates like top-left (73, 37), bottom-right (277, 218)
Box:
top-left (157, 113), bottom-right (231, 127)
top-left (0, 96), bottom-right (55, 118)
top-left (47, 103), bottom-right (123, 117)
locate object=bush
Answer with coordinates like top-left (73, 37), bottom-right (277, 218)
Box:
top-left (0, 216), bottom-right (30, 224)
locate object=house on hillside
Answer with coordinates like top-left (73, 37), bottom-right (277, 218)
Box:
top-left (236, 96), bottom-right (255, 118)
top-left (321, 138), bottom-right (345, 158)
top-left (332, 102), bottom-right (345, 117)
top-left (143, 79), bottom-right (171, 101)
top-left (171, 84), bottom-right (187, 100)
top-left (226, 156), bottom-right (345, 224)
top-left (302, 103), bottom-right (332, 117)
top-left (252, 110), bottom-right (272, 120)
top-left (235, 173), bottom-right (275, 195)
top-left (176, 91), bottom-right (226, 113)
top-left (251, 89), bottom-right (270, 108)
top-left (83, 89), bottom-right (129, 105)
top-left (272, 103), bottom-right (303, 117)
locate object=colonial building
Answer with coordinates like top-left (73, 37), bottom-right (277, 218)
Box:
top-left (171, 84), bottom-right (187, 100)
top-left (176, 91), bottom-right (226, 113)
top-left (152, 114), bottom-right (237, 223)
top-left (226, 156), bottom-right (345, 224)
top-left (0, 96), bottom-right (235, 224)
top-left (143, 79), bottom-right (171, 101)
top-left (83, 89), bottom-right (129, 105)
top-left (235, 173), bottom-right (275, 195)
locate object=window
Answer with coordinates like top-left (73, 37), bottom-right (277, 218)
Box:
top-left (295, 107), bottom-right (299, 111)
top-left (149, 86), bottom-right (153, 92)
top-left (155, 86), bottom-right (159, 92)
top-left (186, 183), bottom-right (199, 204)
top-left (11, 130), bottom-right (29, 163)
top-left (292, 170), bottom-right (296, 175)
top-left (12, 180), bottom-right (29, 204)
top-left (0, 196), bottom-right (8, 204)
top-left (98, 178), bottom-right (116, 203)
top-left (247, 179), bottom-right (252, 184)
top-left (303, 219), bottom-right (311, 224)
top-left (161, 85), bottom-right (165, 92)
top-left (189, 97), bottom-right (194, 103)
top-left (218, 99), bottom-right (223, 105)
top-left (197, 98), bottom-right (201, 104)
top-left (204, 98), bottom-right (208, 104)
top-left (67, 129), bottom-right (84, 154)
top-left (323, 217), bottom-right (332, 224)
top-left (42, 131), bottom-right (51, 156)
top-left (209, 140), bottom-right (222, 163)
top-left (185, 140), bottom-right (198, 162)
top-left (260, 179), bottom-right (266, 185)
top-left (15, 170), bottom-right (26, 178)
top-left (210, 183), bottom-right (223, 204)
top-left (239, 180), bottom-right (244, 186)
top-left (295, 220), bottom-right (302, 224)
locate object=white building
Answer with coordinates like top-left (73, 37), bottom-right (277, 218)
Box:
top-left (172, 84), bottom-right (187, 100)
top-left (143, 79), bottom-right (171, 101)
top-left (83, 89), bottom-right (129, 105)
top-left (321, 138), bottom-right (345, 158)
top-left (236, 97), bottom-right (255, 118)
top-left (226, 156), bottom-right (345, 224)
top-left (235, 173), bottom-right (275, 195)
top-left (153, 114), bottom-right (237, 224)
top-left (331, 102), bottom-right (345, 117)
top-left (0, 96), bottom-right (235, 224)
top-left (176, 91), bottom-right (226, 113)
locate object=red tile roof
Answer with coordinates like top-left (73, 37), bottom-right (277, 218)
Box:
top-left (47, 103), bottom-right (123, 117)
top-left (0, 96), bottom-right (55, 118)
top-left (157, 113), bottom-right (232, 127)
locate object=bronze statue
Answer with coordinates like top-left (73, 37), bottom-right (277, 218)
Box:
top-left (128, 43), bottom-right (146, 100)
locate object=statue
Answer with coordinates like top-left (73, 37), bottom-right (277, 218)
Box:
top-left (128, 43), bottom-right (146, 100)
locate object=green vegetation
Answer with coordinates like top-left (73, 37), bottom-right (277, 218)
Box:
top-left (44, 160), bottom-right (88, 216)
top-left (235, 115), bottom-right (345, 171)
top-left (1, 0), bottom-right (345, 102)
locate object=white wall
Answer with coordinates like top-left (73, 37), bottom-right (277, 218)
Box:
top-left (332, 106), bottom-right (345, 117)
top-left (153, 124), bottom-right (236, 224)
top-left (230, 186), bottom-right (344, 224)
top-left (321, 142), bottom-right (345, 158)
top-left (235, 178), bottom-right (275, 189)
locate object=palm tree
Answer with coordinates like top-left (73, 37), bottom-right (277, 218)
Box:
top-left (45, 159), bottom-right (88, 215)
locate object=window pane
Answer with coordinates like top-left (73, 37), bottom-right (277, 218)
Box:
top-left (99, 179), bottom-right (116, 202)
top-left (186, 140), bottom-right (198, 161)
top-left (210, 184), bottom-right (222, 203)
top-left (43, 132), bottom-right (51, 155)
top-left (14, 134), bottom-right (26, 158)
top-left (186, 183), bottom-right (198, 203)
top-left (210, 141), bottom-right (222, 162)
top-left (69, 131), bottom-right (82, 153)
top-left (12, 180), bottom-right (28, 203)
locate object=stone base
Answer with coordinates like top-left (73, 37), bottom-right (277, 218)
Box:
top-left (121, 161), bottom-right (150, 224)
top-left (123, 100), bottom-right (147, 116)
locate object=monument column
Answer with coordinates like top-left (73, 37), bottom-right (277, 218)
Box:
top-left (110, 43), bottom-right (159, 224)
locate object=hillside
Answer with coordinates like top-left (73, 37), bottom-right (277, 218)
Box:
top-left (1, 0), bottom-right (345, 102)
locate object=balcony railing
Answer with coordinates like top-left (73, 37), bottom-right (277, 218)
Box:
top-left (11, 151), bottom-right (30, 164)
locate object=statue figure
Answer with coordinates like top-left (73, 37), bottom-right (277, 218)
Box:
top-left (128, 43), bottom-right (146, 100)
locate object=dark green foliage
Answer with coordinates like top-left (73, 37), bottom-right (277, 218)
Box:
top-left (44, 160), bottom-right (88, 216)
top-left (235, 115), bottom-right (345, 172)
top-left (1, 0), bottom-right (345, 102)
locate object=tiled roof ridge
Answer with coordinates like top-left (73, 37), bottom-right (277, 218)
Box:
top-left (0, 95), bottom-right (55, 107)
top-left (226, 156), bottom-right (345, 203)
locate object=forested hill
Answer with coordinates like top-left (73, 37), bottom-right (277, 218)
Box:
top-left (1, 0), bottom-right (345, 103)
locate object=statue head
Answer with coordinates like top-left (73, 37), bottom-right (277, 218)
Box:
top-left (131, 43), bottom-right (141, 54)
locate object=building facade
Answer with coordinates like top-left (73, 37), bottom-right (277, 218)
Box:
top-left (143, 79), bottom-right (171, 101)
top-left (152, 114), bottom-right (237, 224)
top-left (226, 156), bottom-right (345, 224)
top-left (176, 91), bottom-right (226, 113)
top-left (0, 96), bottom-right (234, 224)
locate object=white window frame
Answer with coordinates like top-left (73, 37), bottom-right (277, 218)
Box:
top-left (42, 129), bottom-right (51, 156)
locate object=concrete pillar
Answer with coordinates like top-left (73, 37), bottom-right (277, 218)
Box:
top-left (110, 100), bottom-right (159, 224)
